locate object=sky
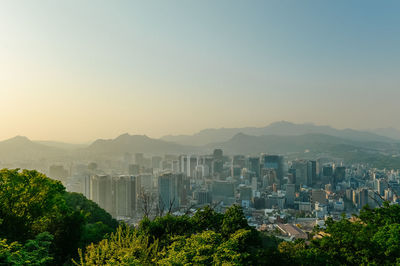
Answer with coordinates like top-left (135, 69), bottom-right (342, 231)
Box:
top-left (0, 0), bottom-right (399, 142)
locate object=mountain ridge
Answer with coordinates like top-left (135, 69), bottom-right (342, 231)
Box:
top-left (162, 121), bottom-right (396, 146)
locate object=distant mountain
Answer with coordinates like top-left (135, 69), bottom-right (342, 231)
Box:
top-left (162, 121), bottom-right (395, 146)
top-left (86, 133), bottom-right (197, 155)
top-left (367, 128), bottom-right (400, 141)
top-left (0, 136), bottom-right (63, 160)
top-left (206, 133), bottom-right (357, 155)
top-left (35, 140), bottom-right (89, 150)
top-left (207, 132), bottom-right (400, 156)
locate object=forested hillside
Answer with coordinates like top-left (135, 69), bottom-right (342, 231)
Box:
top-left (1, 169), bottom-right (400, 265)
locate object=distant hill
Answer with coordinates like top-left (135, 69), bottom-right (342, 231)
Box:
top-left (35, 140), bottom-right (89, 150)
top-left (0, 136), bottom-right (63, 160)
top-left (367, 127), bottom-right (400, 141)
top-left (162, 121), bottom-right (396, 146)
top-left (205, 132), bottom-right (400, 169)
top-left (206, 133), bottom-right (360, 155)
top-left (86, 133), bottom-right (197, 155)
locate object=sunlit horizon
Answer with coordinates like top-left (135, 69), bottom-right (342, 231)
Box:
top-left (1, 0), bottom-right (399, 142)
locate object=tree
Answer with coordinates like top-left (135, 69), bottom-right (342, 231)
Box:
top-left (221, 205), bottom-right (250, 237)
top-left (0, 169), bottom-right (85, 264)
top-left (192, 205), bottom-right (224, 233)
top-left (0, 232), bottom-right (54, 265)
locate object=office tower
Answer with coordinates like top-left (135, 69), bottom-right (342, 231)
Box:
top-left (311, 189), bottom-right (327, 205)
top-left (189, 156), bottom-right (198, 177)
top-left (135, 153), bottom-right (145, 166)
top-left (345, 189), bottom-right (353, 201)
top-left (139, 173), bottom-right (153, 191)
top-left (179, 155), bottom-right (189, 175)
top-left (261, 168), bottom-right (277, 188)
top-left (248, 157), bottom-right (260, 178)
top-left (128, 164), bottom-right (140, 175)
top-left (213, 149), bottom-right (223, 160)
top-left (114, 175), bottom-right (132, 217)
top-left (90, 175), bottom-right (115, 216)
top-left (354, 188), bottom-right (368, 209)
top-left (334, 166), bottom-right (346, 185)
top-left (131, 175), bottom-right (141, 215)
top-left (231, 165), bottom-right (242, 178)
top-left (251, 177), bottom-right (258, 191)
top-left (158, 173), bottom-right (179, 211)
top-left (322, 165), bottom-right (333, 184)
top-left (151, 156), bottom-right (163, 169)
top-left (212, 180), bottom-right (235, 199)
top-left (285, 183), bottom-right (295, 207)
top-left (260, 155), bottom-right (284, 181)
top-left (291, 160), bottom-right (312, 187)
top-left (158, 172), bottom-right (186, 211)
top-left (176, 173), bottom-right (189, 206)
top-left (310, 160), bottom-right (317, 183)
top-left (198, 156), bottom-right (213, 177)
top-left (83, 175), bottom-right (90, 198)
top-left (162, 160), bottom-right (173, 171)
top-left (194, 190), bottom-right (212, 205)
top-left (49, 165), bottom-right (69, 181)
top-left (170, 160), bottom-right (178, 173)
top-left (213, 159), bottom-right (223, 177)
top-left (123, 152), bottom-right (133, 165)
top-left (377, 179), bottom-right (388, 196)
top-left (239, 186), bottom-right (252, 201)
top-left (288, 168), bottom-right (296, 184)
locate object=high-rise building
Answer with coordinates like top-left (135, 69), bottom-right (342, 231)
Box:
top-left (189, 156), bottom-right (198, 177)
top-left (353, 188), bottom-right (368, 209)
top-left (194, 190), bottom-right (212, 205)
top-left (248, 157), bottom-right (260, 178)
top-left (213, 149), bottom-right (223, 160)
top-left (128, 164), bottom-right (140, 175)
top-left (114, 176), bottom-right (132, 217)
top-left (291, 160), bottom-right (312, 187)
top-left (334, 166), bottom-right (346, 185)
top-left (239, 185), bottom-right (252, 201)
top-left (377, 179), bottom-right (388, 196)
top-left (49, 165), bottom-right (69, 181)
top-left (311, 189), bottom-right (327, 205)
top-left (90, 175), bottom-right (115, 216)
top-left (135, 153), bottom-right (145, 166)
top-left (213, 159), bottom-right (223, 177)
top-left (260, 155), bottom-right (284, 181)
top-left (322, 165), bottom-right (334, 184)
top-left (310, 160), bottom-right (317, 184)
top-left (151, 156), bottom-right (163, 169)
top-left (158, 172), bottom-right (186, 211)
top-left (212, 180), bottom-right (235, 198)
top-left (179, 155), bottom-right (189, 176)
top-left (285, 183), bottom-right (296, 207)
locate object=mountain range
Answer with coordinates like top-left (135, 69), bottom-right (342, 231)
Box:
top-left (161, 121), bottom-right (397, 146)
top-left (0, 122), bottom-right (399, 167)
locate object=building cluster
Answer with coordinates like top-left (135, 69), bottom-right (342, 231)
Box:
top-left (63, 149), bottom-right (400, 238)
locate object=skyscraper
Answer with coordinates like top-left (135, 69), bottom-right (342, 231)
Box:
top-left (291, 160), bottom-right (312, 187)
top-left (158, 172), bottom-right (185, 212)
top-left (260, 155), bottom-right (284, 181)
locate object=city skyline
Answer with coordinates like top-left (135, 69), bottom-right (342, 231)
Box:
top-left (1, 0), bottom-right (400, 142)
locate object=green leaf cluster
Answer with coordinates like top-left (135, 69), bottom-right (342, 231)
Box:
top-left (279, 203), bottom-right (400, 265)
top-left (77, 205), bottom-right (282, 265)
top-left (0, 169), bottom-right (119, 265)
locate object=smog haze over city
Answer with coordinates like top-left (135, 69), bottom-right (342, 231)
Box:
top-left (1, 0), bottom-right (400, 143)
top-left (2, 1), bottom-right (400, 265)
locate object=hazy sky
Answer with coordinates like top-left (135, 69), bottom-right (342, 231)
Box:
top-left (1, 0), bottom-right (399, 142)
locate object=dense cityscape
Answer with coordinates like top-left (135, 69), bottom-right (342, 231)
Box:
top-left (50, 147), bottom-right (398, 241)
top-left (2, 1), bottom-right (400, 264)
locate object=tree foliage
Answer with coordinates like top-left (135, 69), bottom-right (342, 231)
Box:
top-left (0, 169), bottom-right (118, 265)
